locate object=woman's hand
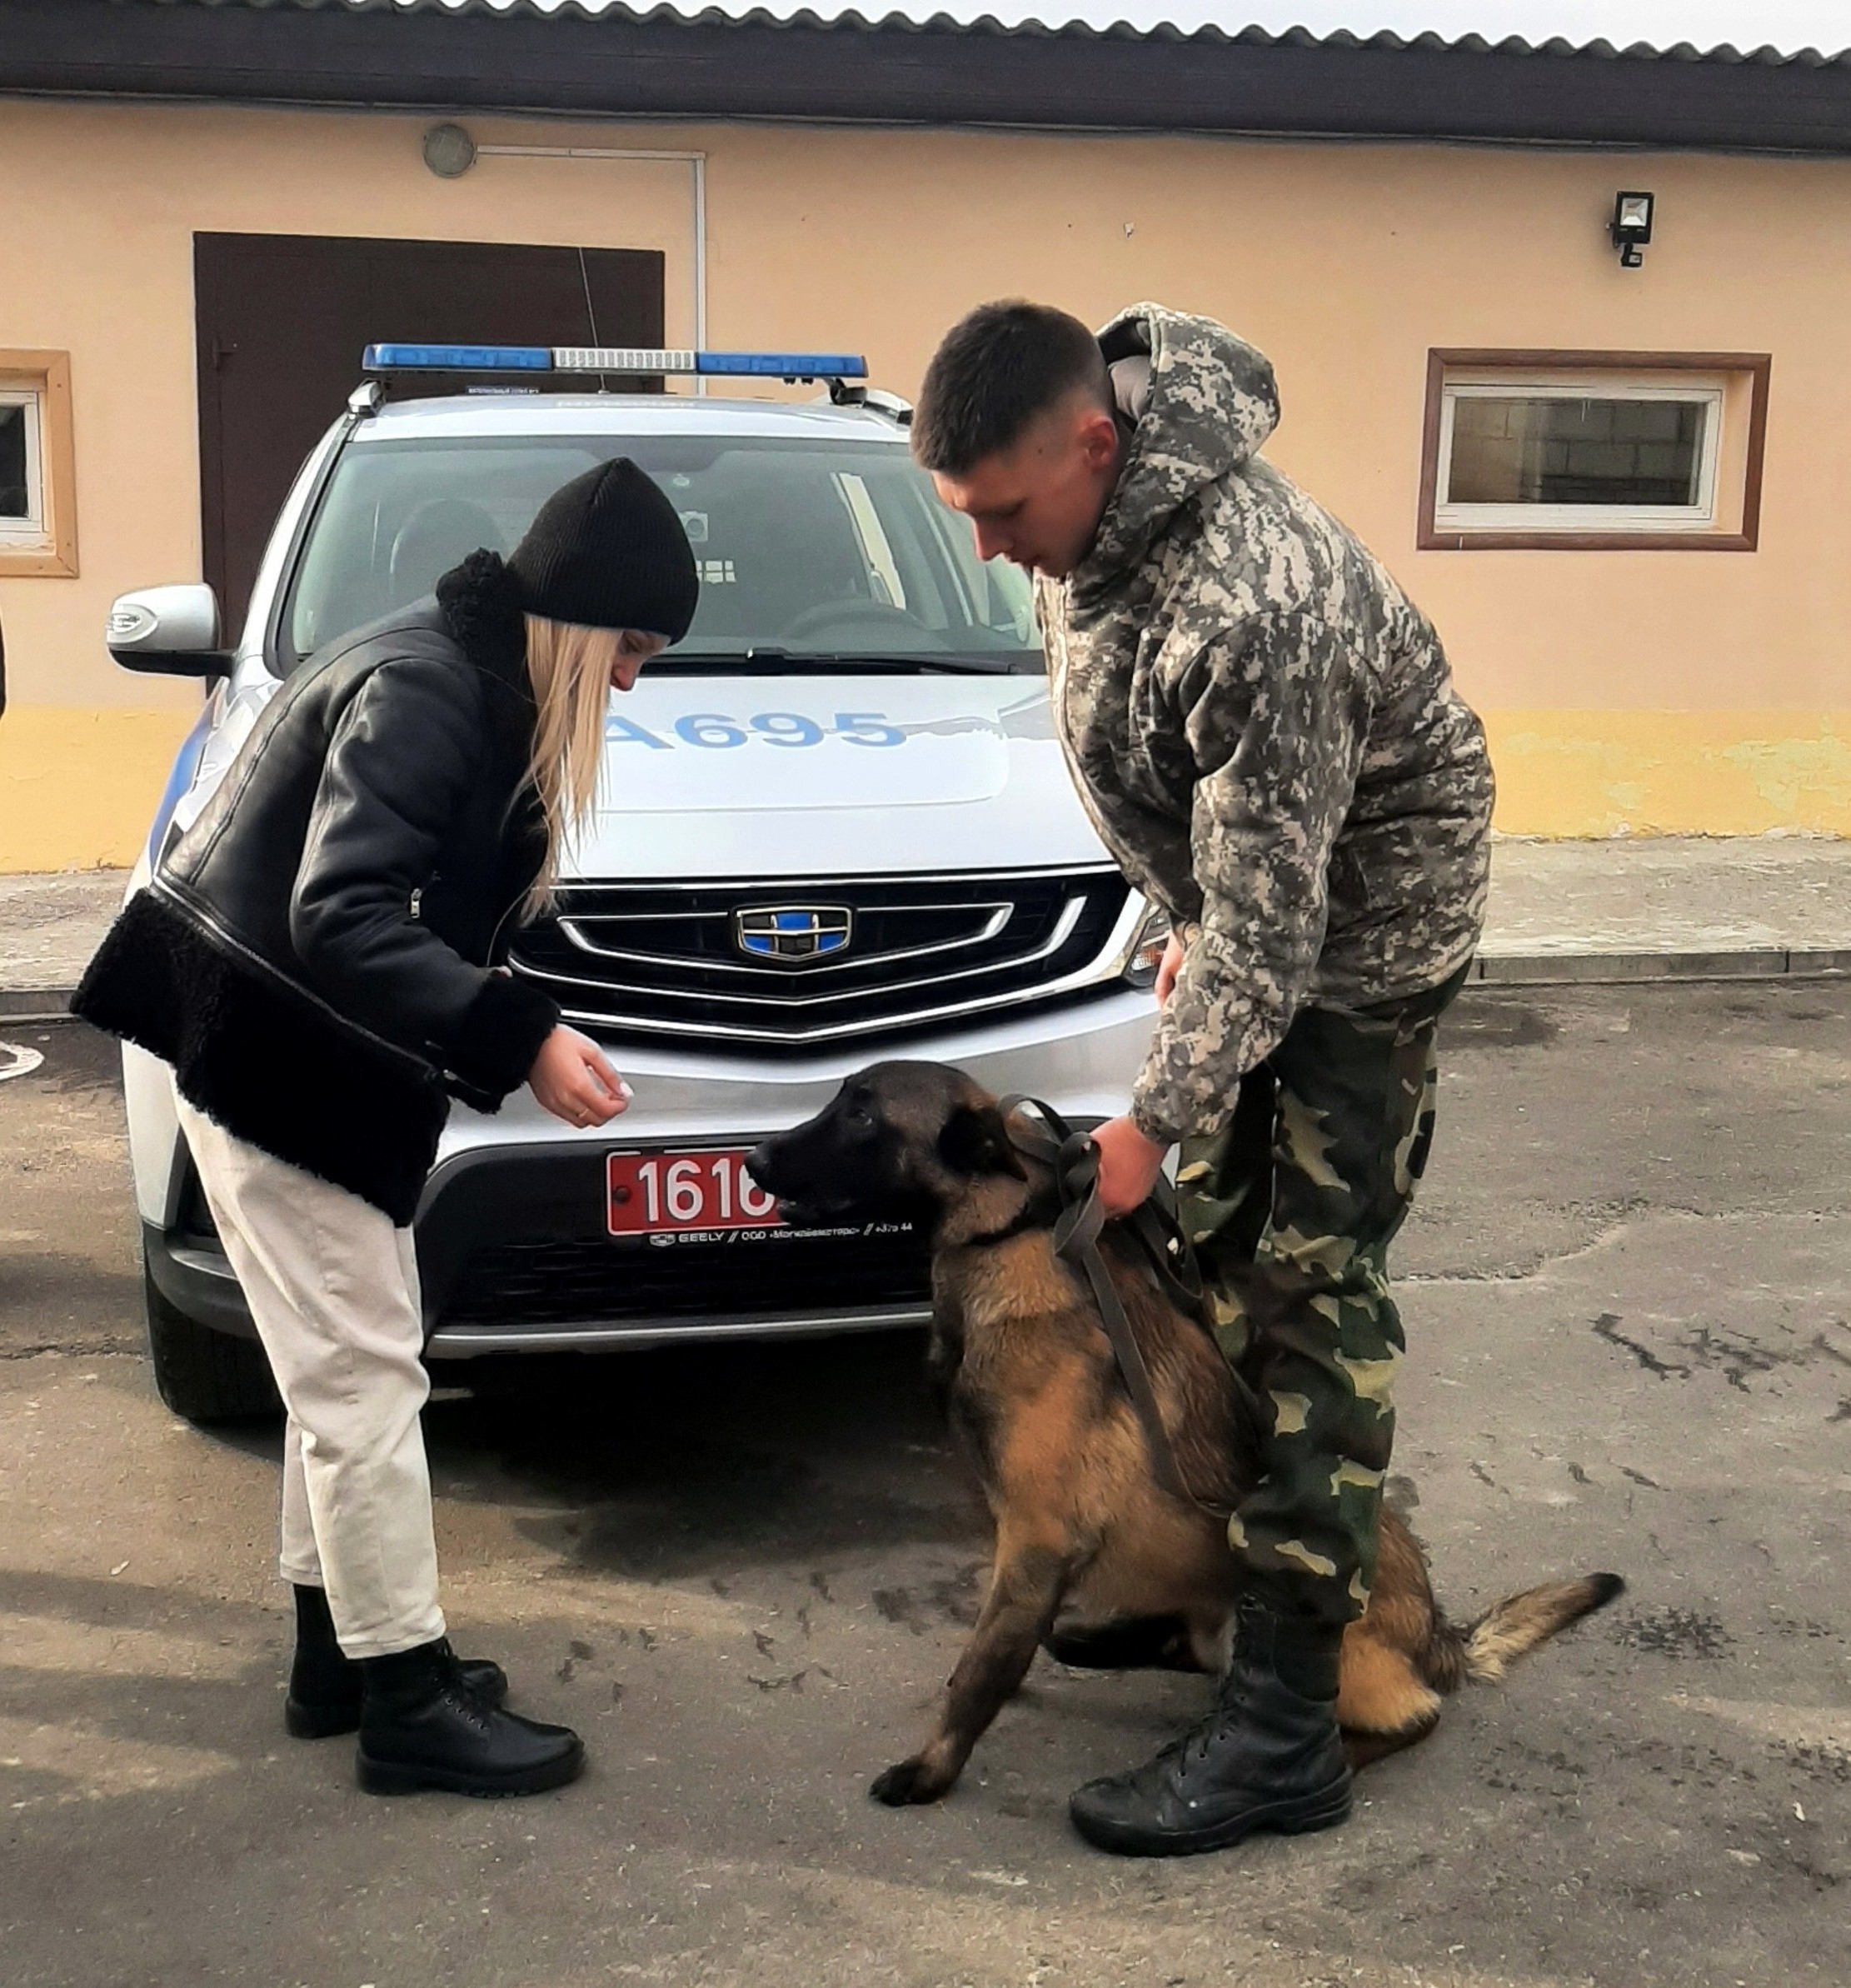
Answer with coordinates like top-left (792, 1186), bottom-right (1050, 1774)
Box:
top-left (1154, 932), bottom-right (1186, 1009)
top-left (528, 1025), bottom-right (630, 1129)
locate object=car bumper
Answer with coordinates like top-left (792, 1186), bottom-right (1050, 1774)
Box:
top-left (142, 1216), bottom-right (936, 1356)
top-left (143, 988), bottom-right (1157, 1357)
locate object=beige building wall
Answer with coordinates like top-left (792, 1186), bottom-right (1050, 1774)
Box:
top-left (2, 95), bottom-right (1847, 869)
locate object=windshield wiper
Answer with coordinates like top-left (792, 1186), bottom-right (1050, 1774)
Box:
top-left (656, 647), bottom-right (1039, 676)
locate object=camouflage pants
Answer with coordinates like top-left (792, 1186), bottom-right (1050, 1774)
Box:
top-left (1175, 968), bottom-right (1465, 1627)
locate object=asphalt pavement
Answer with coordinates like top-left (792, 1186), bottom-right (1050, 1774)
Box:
top-left (2, 987), bottom-right (1848, 1988)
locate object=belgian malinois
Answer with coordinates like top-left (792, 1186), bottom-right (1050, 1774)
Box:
top-left (747, 1061), bottom-right (1622, 1808)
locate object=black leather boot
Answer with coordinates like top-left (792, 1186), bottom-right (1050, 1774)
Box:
top-left (285, 1586), bottom-right (510, 1741)
top-left (356, 1640), bottom-right (584, 1798)
top-left (1068, 1596), bottom-right (1352, 1856)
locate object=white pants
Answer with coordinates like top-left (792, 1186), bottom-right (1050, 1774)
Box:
top-left (175, 1097), bottom-right (447, 1660)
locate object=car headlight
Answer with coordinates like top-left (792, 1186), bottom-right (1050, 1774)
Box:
top-left (1122, 902), bottom-right (1171, 990)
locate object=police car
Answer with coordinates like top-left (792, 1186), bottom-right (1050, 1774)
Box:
top-left (107, 343), bottom-right (1166, 1421)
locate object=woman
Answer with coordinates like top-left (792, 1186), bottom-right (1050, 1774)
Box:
top-left (76, 460), bottom-right (697, 1797)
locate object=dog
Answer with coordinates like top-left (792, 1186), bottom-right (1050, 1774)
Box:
top-left (746, 1060), bottom-right (1623, 1808)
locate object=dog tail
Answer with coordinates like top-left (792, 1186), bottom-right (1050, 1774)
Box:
top-left (1421, 1572), bottom-right (1625, 1691)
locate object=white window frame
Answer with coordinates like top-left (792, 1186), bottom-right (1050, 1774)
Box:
top-left (0, 387), bottom-right (47, 547)
top-left (1434, 375), bottom-right (1726, 537)
top-left (0, 351), bottom-right (77, 577)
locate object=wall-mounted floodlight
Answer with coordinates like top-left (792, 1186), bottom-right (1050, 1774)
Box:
top-left (422, 123), bottom-right (477, 179)
top-left (1611, 191), bottom-right (1655, 269)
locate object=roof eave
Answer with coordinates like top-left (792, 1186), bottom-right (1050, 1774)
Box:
top-left (4, 0), bottom-right (1851, 154)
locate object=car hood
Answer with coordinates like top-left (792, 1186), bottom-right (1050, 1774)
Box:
top-left (564, 672), bottom-right (1109, 881)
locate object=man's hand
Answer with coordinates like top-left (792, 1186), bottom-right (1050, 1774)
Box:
top-left (1154, 932), bottom-right (1186, 1008)
top-left (1090, 1115), bottom-right (1170, 1218)
top-left (528, 1025), bottom-right (630, 1130)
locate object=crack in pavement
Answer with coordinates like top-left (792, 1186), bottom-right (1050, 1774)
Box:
top-left (0, 1341), bottom-right (138, 1361)
top-left (1405, 1202), bottom-right (1851, 1290)
top-left (1593, 1311), bottom-right (1691, 1380)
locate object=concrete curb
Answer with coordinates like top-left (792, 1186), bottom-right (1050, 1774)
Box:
top-left (0, 992), bottom-right (79, 1023)
top-left (5, 949), bottom-right (1846, 1026)
top-left (1474, 948), bottom-right (1851, 986)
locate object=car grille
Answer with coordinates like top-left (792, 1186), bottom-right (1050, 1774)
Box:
top-left (506, 867), bottom-right (1135, 1049)
top-left (437, 1231), bottom-right (933, 1330)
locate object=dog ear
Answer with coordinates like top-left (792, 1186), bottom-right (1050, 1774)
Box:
top-left (937, 1103), bottom-right (1028, 1180)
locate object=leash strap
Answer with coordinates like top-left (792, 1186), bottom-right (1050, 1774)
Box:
top-left (995, 1095), bottom-right (1231, 1512)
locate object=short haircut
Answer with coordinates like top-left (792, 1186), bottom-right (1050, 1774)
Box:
top-left (912, 301), bottom-right (1110, 476)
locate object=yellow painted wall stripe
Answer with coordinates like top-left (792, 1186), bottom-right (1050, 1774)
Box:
top-left (0, 707), bottom-right (1845, 873)
top-left (1482, 712), bottom-right (1851, 839)
top-left (0, 707), bottom-right (197, 873)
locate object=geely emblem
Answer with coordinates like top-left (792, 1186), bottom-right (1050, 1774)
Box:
top-left (732, 905), bottom-right (853, 966)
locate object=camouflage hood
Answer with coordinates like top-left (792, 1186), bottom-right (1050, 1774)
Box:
top-left (1085, 304), bottom-right (1282, 584)
top-left (1039, 301), bottom-right (1494, 1147)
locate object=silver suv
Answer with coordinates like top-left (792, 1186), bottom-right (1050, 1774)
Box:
top-left (109, 349), bottom-right (1165, 1421)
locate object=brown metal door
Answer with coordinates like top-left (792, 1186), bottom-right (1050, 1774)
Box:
top-left (193, 233), bottom-right (666, 636)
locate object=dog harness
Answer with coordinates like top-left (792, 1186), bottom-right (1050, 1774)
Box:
top-left (990, 1096), bottom-right (1259, 1516)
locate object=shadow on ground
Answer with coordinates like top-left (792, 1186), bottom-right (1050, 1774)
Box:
top-left (423, 1331), bottom-right (988, 1578)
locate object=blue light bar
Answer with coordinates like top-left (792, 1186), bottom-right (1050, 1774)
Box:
top-left (696, 351), bottom-right (867, 378)
top-left (363, 343), bottom-right (551, 372)
top-left (362, 342), bottom-right (867, 381)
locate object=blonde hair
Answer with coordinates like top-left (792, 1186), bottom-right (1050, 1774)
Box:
top-left (521, 614), bottom-right (627, 918)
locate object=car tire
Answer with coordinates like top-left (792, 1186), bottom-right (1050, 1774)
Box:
top-left (143, 1252), bottom-right (281, 1424)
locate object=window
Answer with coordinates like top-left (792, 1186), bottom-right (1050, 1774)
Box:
top-left (1444, 388), bottom-right (1718, 517)
top-left (1419, 351), bottom-right (1769, 552)
top-left (0, 394), bottom-right (44, 536)
top-left (0, 352), bottom-right (77, 577)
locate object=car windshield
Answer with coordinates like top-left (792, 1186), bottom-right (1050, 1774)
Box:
top-left (282, 432), bottom-right (1040, 672)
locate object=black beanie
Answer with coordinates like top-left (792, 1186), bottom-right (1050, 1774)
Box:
top-left (508, 458), bottom-right (699, 642)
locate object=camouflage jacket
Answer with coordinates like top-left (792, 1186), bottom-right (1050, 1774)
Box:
top-left (1037, 304), bottom-right (1494, 1146)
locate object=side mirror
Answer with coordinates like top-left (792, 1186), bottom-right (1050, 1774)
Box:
top-left (107, 585), bottom-right (236, 677)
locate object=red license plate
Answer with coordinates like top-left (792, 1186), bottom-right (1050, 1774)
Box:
top-left (606, 1146), bottom-right (784, 1238)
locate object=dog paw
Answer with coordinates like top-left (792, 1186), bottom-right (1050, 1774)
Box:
top-left (870, 1756), bottom-right (950, 1806)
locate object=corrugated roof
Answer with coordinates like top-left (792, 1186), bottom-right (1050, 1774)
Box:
top-left (159, 0), bottom-right (1851, 65)
top-left (21, 0), bottom-right (1845, 149)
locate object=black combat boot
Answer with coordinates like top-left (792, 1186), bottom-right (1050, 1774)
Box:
top-left (356, 1639), bottom-right (585, 1797)
top-left (1068, 1596), bottom-right (1351, 1856)
top-left (284, 1586), bottom-right (510, 1741)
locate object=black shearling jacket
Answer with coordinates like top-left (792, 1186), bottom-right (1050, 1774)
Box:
top-left (75, 552), bottom-right (561, 1224)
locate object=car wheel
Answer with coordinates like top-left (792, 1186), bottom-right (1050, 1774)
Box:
top-left (142, 1251), bottom-right (281, 1424)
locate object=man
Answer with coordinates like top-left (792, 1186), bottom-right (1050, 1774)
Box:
top-left (912, 302), bottom-right (1494, 1856)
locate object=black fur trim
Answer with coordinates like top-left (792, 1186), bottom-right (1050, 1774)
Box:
top-left (75, 890), bottom-right (447, 1226)
top-left (448, 972), bottom-right (560, 1103)
top-left (436, 550), bottom-right (530, 695)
